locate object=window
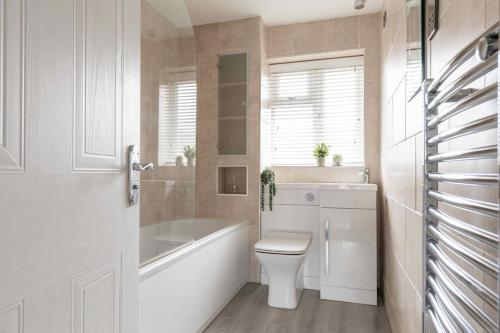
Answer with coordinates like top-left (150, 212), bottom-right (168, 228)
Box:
top-left (269, 56), bottom-right (364, 166)
top-left (158, 71), bottom-right (197, 165)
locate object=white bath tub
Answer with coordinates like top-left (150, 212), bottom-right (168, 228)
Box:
top-left (139, 218), bottom-right (249, 333)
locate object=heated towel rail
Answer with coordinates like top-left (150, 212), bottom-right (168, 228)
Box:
top-left (424, 22), bottom-right (499, 333)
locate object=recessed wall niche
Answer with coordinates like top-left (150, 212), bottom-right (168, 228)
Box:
top-left (217, 166), bottom-right (247, 195)
top-left (217, 52), bottom-right (248, 155)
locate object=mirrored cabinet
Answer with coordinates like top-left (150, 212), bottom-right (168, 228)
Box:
top-left (217, 52), bottom-right (247, 155)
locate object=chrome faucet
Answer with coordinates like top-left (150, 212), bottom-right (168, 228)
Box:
top-left (358, 167), bottom-right (370, 183)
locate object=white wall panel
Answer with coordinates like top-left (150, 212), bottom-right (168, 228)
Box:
top-left (0, 0), bottom-right (25, 171)
top-left (72, 256), bottom-right (121, 333)
top-left (0, 302), bottom-right (23, 333)
top-left (73, 0), bottom-right (123, 171)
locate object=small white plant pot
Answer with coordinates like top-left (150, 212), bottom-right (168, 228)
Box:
top-left (187, 156), bottom-right (194, 167)
top-left (332, 157), bottom-right (342, 166)
top-left (317, 157), bottom-right (325, 167)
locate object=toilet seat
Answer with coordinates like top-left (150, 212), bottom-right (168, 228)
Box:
top-left (255, 231), bottom-right (311, 255)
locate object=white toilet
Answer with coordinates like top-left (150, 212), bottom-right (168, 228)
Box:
top-left (254, 231), bottom-right (312, 309)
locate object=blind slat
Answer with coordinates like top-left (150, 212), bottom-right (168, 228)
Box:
top-left (158, 73), bottom-right (197, 165)
top-left (269, 57), bottom-right (364, 166)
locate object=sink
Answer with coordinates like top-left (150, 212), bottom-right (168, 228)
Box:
top-left (276, 182), bottom-right (377, 191)
top-left (319, 183), bottom-right (377, 191)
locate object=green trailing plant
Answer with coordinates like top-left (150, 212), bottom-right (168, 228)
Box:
top-left (313, 142), bottom-right (329, 158)
top-left (260, 168), bottom-right (276, 211)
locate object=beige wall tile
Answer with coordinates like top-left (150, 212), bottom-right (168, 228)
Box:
top-left (220, 17), bottom-right (261, 52)
top-left (381, 0), bottom-right (498, 330)
top-left (405, 89), bottom-right (424, 138)
top-left (486, 0), bottom-right (499, 26)
top-left (400, 137), bottom-right (416, 209)
top-left (392, 77), bottom-right (406, 145)
top-left (140, 1), bottom-right (196, 227)
top-left (386, 197), bottom-right (406, 266)
top-left (292, 19), bottom-right (342, 55)
top-left (365, 81), bottom-right (381, 155)
top-left (194, 23), bottom-right (220, 55)
top-left (195, 17), bottom-right (263, 283)
top-left (360, 13), bottom-right (382, 66)
top-left (266, 24), bottom-right (295, 58)
top-left (430, 0), bottom-right (486, 77)
top-left (415, 132), bottom-right (424, 213)
top-left (196, 54), bottom-right (218, 122)
top-left (337, 16), bottom-right (361, 50)
top-left (265, 13), bottom-right (382, 191)
top-left (404, 208), bottom-right (422, 296)
top-left (381, 101), bottom-right (393, 150)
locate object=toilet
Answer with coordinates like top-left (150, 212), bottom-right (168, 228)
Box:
top-left (255, 231), bottom-right (312, 309)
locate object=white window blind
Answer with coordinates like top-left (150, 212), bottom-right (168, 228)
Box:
top-left (158, 70), bottom-right (197, 165)
top-left (269, 56), bottom-right (364, 166)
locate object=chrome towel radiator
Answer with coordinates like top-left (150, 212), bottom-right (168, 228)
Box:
top-left (424, 22), bottom-right (499, 332)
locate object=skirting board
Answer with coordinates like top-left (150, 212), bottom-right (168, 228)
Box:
top-left (260, 272), bottom-right (320, 291)
top-left (320, 285), bottom-right (377, 306)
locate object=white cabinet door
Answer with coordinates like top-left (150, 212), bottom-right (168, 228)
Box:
top-left (320, 208), bottom-right (377, 304)
top-left (0, 0), bottom-right (140, 332)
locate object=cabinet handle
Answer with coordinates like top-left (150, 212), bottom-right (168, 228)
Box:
top-left (325, 219), bottom-right (329, 275)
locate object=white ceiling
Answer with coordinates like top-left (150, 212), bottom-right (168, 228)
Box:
top-left (148, 0), bottom-right (384, 28)
top-left (147, 0), bottom-right (194, 28)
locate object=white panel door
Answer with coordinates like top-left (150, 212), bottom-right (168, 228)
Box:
top-left (0, 0), bottom-right (140, 332)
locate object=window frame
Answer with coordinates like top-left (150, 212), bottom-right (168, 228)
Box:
top-left (268, 56), bottom-right (365, 167)
top-left (157, 69), bottom-right (197, 166)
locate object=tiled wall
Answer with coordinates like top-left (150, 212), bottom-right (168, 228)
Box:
top-left (380, 0), bottom-right (498, 332)
top-left (265, 14), bottom-right (384, 285)
top-left (194, 17), bottom-right (264, 282)
top-left (193, 14), bottom-right (382, 283)
top-left (379, 0), bottom-right (425, 330)
top-left (265, 14), bottom-right (382, 185)
top-left (140, 0), bottom-right (196, 226)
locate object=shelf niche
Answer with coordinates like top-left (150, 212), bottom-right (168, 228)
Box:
top-left (217, 166), bottom-right (247, 195)
top-left (217, 53), bottom-right (247, 155)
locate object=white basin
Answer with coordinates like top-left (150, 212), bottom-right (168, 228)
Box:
top-left (275, 182), bottom-right (377, 191)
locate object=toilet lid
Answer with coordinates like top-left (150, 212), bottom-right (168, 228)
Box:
top-left (255, 231), bottom-right (312, 255)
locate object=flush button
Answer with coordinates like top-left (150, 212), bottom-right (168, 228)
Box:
top-left (305, 192), bottom-right (315, 202)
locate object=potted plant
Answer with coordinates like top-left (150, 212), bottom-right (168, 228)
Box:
top-left (183, 145), bottom-right (196, 167)
top-left (175, 155), bottom-right (184, 167)
top-left (313, 143), bottom-right (329, 167)
top-left (332, 153), bottom-right (343, 166)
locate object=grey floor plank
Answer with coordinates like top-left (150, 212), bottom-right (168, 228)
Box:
top-left (204, 283), bottom-right (392, 333)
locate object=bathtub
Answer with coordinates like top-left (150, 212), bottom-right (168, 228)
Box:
top-left (139, 218), bottom-right (249, 333)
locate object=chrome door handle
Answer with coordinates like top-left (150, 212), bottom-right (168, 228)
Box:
top-left (128, 145), bottom-right (154, 206)
top-left (132, 162), bottom-right (154, 171)
top-left (325, 220), bottom-right (329, 275)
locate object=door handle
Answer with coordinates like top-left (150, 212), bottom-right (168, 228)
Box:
top-left (325, 219), bottom-right (329, 275)
top-left (132, 162), bottom-right (154, 171)
top-left (128, 145), bottom-right (154, 206)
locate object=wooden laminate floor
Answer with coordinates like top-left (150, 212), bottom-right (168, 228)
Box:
top-left (204, 283), bottom-right (392, 333)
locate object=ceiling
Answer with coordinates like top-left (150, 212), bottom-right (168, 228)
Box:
top-left (147, 0), bottom-right (194, 28)
top-left (148, 0), bottom-right (384, 28)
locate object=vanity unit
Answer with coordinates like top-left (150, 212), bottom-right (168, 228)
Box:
top-left (260, 183), bottom-right (377, 305)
